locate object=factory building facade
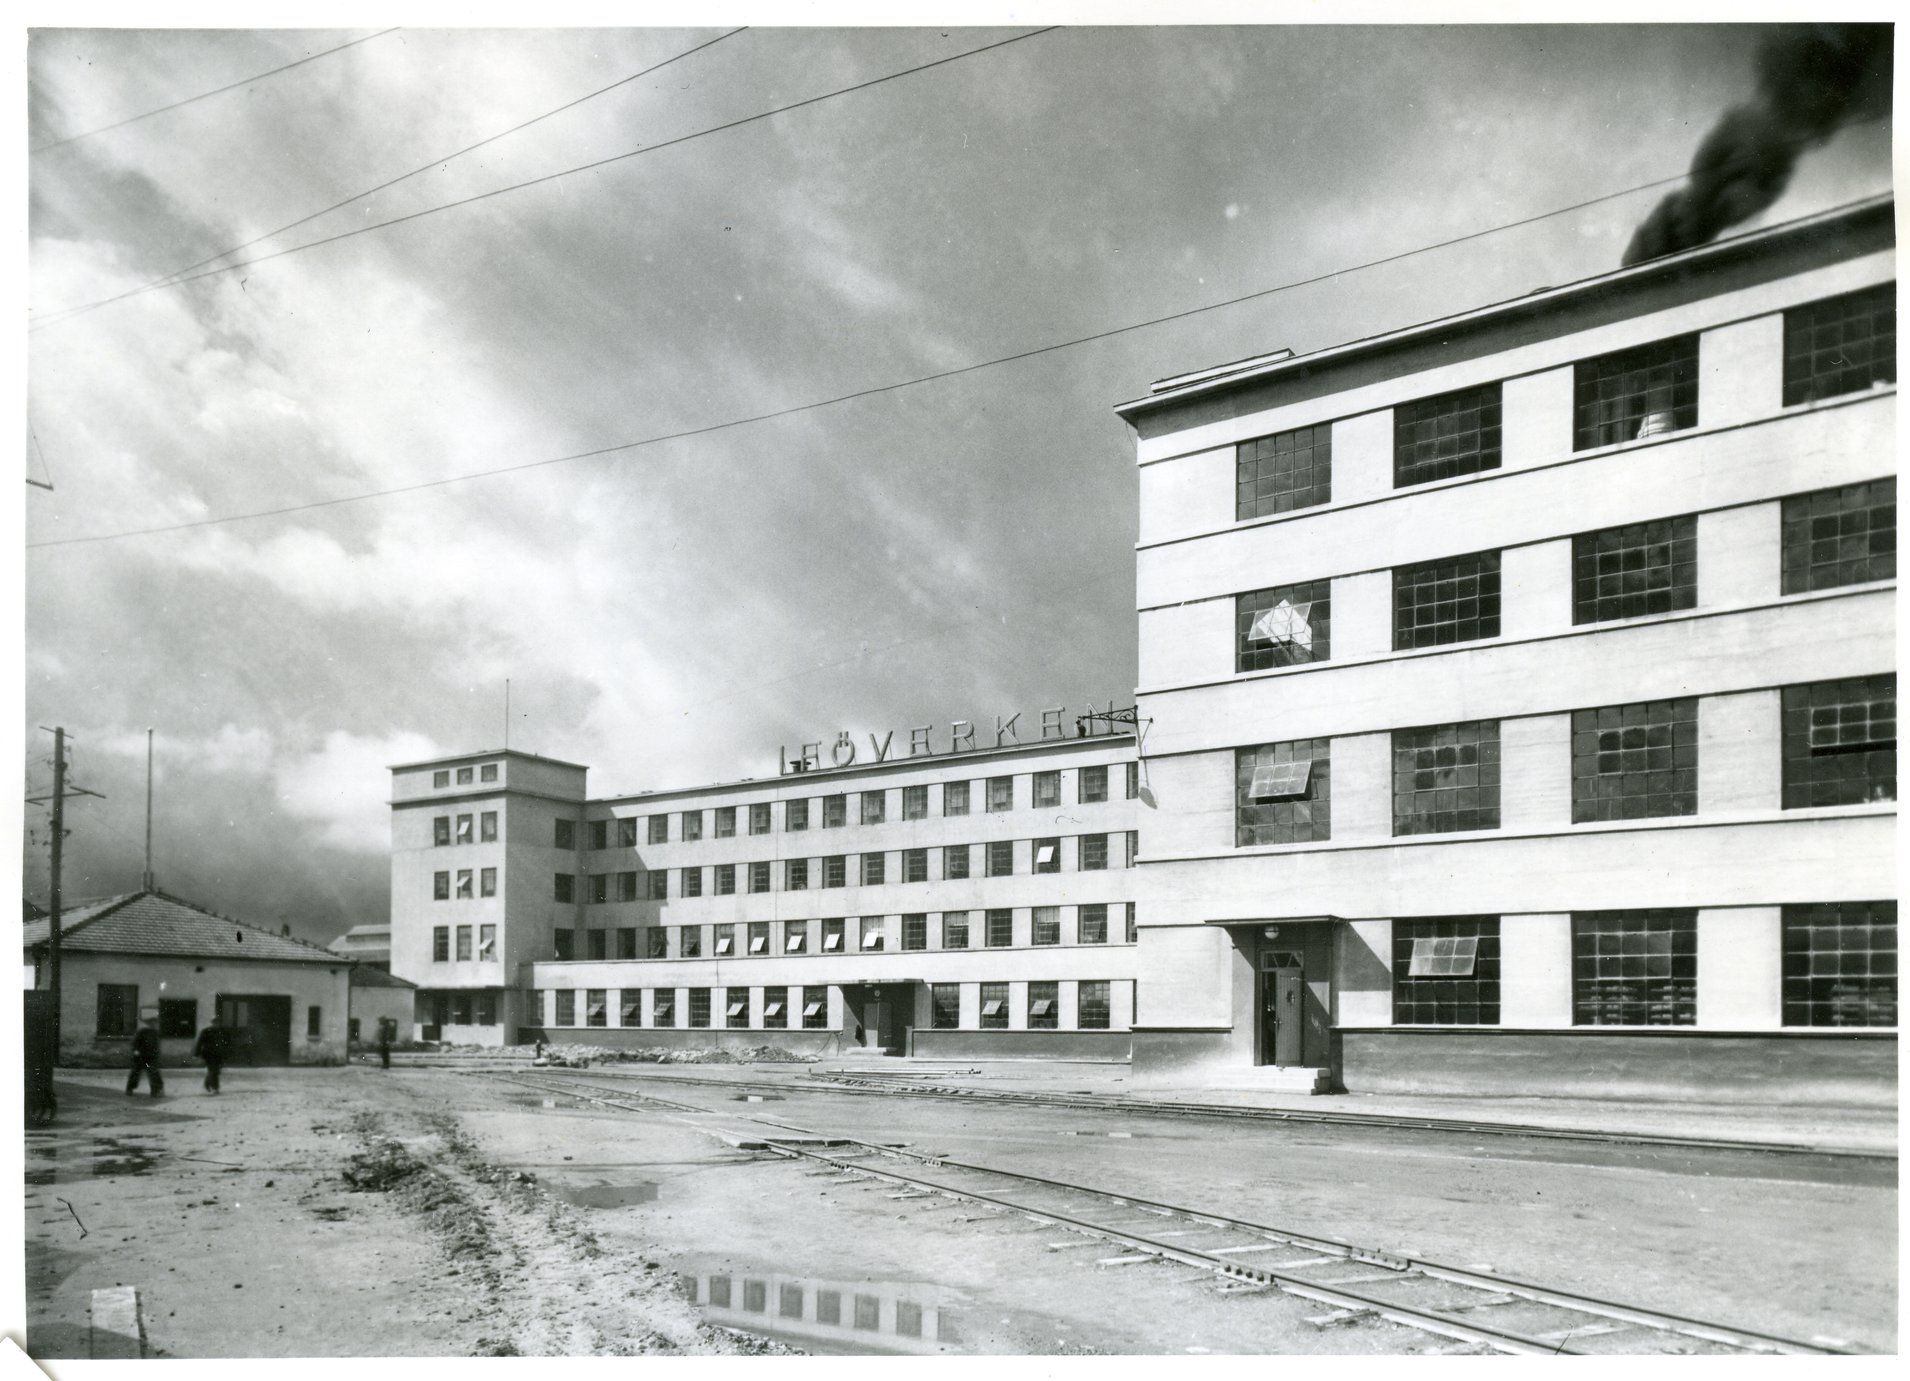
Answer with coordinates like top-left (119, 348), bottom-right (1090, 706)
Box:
top-left (1116, 195), bottom-right (1895, 1100)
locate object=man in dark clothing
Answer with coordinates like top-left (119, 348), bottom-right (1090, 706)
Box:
top-left (193, 1016), bottom-right (232, 1094)
top-left (376, 1018), bottom-right (393, 1070)
top-left (126, 1018), bottom-right (164, 1097)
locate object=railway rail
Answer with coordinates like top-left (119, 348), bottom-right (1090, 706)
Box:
top-left (485, 1069), bottom-right (1866, 1357)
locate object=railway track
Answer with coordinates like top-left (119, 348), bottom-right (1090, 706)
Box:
top-left (485, 1069), bottom-right (1865, 1357)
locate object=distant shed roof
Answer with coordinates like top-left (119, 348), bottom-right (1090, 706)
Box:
top-left (349, 966), bottom-right (417, 990)
top-left (20, 891), bottom-right (344, 967)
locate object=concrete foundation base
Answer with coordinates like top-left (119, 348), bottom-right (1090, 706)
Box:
top-left (908, 1030), bottom-right (1131, 1061)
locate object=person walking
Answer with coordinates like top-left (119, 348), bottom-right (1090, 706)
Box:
top-left (376, 1019), bottom-right (392, 1070)
top-left (192, 1014), bottom-right (232, 1094)
top-left (125, 1017), bottom-right (164, 1097)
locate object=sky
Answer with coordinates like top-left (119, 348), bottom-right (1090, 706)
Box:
top-left (17, 16), bottom-right (1896, 945)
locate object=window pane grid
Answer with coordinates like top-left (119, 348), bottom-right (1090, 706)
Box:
top-left (1236, 579), bottom-right (1331, 671)
top-left (1079, 904), bottom-right (1108, 944)
top-left (1236, 739), bottom-right (1332, 846)
top-left (1783, 284), bottom-right (1896, 406)
top-left (1573, 334), bottom-right (1699, 449)
top-left (1393, 917), bottom-right (1500, 1024)
top-left (1572, 515), bottom-right (1698, 624)
top-left (1571, 910), bottom-right (1698, 1026)
top-left (1394, 383), bottom-right (1503, 487)
top-left (1782, 901), bottom-right (1896, 1027)
top-left (1782, 675), bottom-right (1896, 808)
top-left (1571, 698), bottom-right (1699, 822)
top-left (985, 909), bottom-right (1012, 948)
top-left (1394, 551), bottom-right (1500, 649)
top-left (1237, 423), bottom-right (1331, 519)
top-left (1781, 479), bottom-right (1895, 594)
top-left (1078, 980), bottom-right (1111, 1029)
top-left (1393, 721), bottom-right (1500, 835)
top-left (1028, 981), bottom-right (1059, 1030)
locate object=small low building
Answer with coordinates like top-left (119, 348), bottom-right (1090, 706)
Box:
top-left (22, 890), bottom-right (352, 1066)
top-left (328, 923), bottom-right (391, 971)
top-left (348, 965), bottom-right (417, 1045)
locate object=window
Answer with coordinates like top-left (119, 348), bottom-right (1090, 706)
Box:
top-left (434, 816), bottom-right (451, 847)
top-left (620, 992), bottom-right (641, 1026)
top-left (1031, 907), bottom-right (1060, 946)
top-left (931, 983), bottom-right (961, 1029)
top-left (1125, 762), bottom-right (1140, 800)
top-left (681, 926), bottom-right (702, 959)
top-left (554, 819), bottom-right (574, 850)
top-left (654, 989), bottom-right (677, 1027)
top-left (1237, 579), bottom-right (1331, 672)
top-left (477, 992), bottom-right (496, 1025)
top-left (942, 912), bottom-right (970, 949)
top-left (748, 861), bottom-right (772, 894)
top-left (458, 925), bottom-right (475, 960)
top-left (1393, 917), bottom-right (1501, 1025)
top-left (432, 770), bottom-right (450, 788)
top-left (944, 844), bottom-right (971, 880)
top-left (1028, 981), bottom-right (1059, 1030)
top-left (433, 926), bottom-right (449, 961)
top-left (1782, 480), bottom-right (1896, 594)
top-left (481, 811), bottom-right (497, 842)
top-left (764, 987), bottom-right (788, 1029)
top-left (823, 855), bottom-right (846, 888)
top-left (1782, 675), bottom-right (1896, 808)
top-left (433, 871), bottom-right (450, 901)
top-left (860, 917), bottom-right (886, 952)
top-left (1033, 772), bottom-right (1061, 808)
top-left (944, 781), bottom-right (970, 816)
top-left (616, 817), bottom-right (637, 848)
top-left (1394, 550), bottom-right (1501, 649)
top-left (1571, 699), bottom-right (1698, 822)
top-left (980, 983), bottom-right (1009, 1029)
top-left (96, 984), bottom-right (138, 1037)
top-left (456, 766), bottom-right (474, 785)
top-left (714, 925), bottom-right (735, 956)
top-left (1079, 980), bottom-right (1111, 1030)
top-left (1237, 422), bottom-right (1331, 519)
top-left (1393, 721), bottom-right (1500, 835)
top-left (897, 847), bottom-right (924, 883)
top-left (588, 873), bottom-right (607, 905)
top-left (903, 784), bottom-right (928, 820)
top-left (480, 763), bottom-right (497, 782)
top-left (903, 914), bottom-right (928, 951)
top-left (1079, 904), bottom-right (1108, 944)
top-left (715, 806), bottom-right (736, 838)
top-left (586, 990), bottom-right (607, 1028)
top-left (1783, 901), bottom-right (1896, 1027)
top-left (615, 871), bottom-right (636, 902)
top-left (1572, 515), bottom-right (1698, 624)
top-left (802, 987), bottom-right (828, 1029)
top-left (987, 776), bottom-right (1013, 812)
top-left (479, 924), bottom-right (496, 960)
top-left (1236, 739), bottom-right (1332, 846)
top-left (748, 922), bottom-right (770, 956)
top-left (689, 989), bottom-right (711, 1028)
top-left (1394, 381), bottom-right (1503, 487)
top-left (480, 867), bottom-right (497, 898)
top-left (861, 853), bottom-right (886, 886)
top-left (617, 927), bottom-right (636, 960)
top-left (785, 799), bottom-right (808, 831)
top-left (1783, 283), bottom-right (1895, 406)
top-left (1125, 830), bottom-right (1138, 867)
top-left (785, 920), bottom-right (808, 954)
top-left (648, 929), bottom-right (667, 959)
top-left (683, 811), bottom-right (704, 842)
top-left (1573, 333), bottom-right (1699, 449)
top-left (1572, 910), bottom-right (1697, 1026)
top-left (451, 993), bottom-right (473, 1026)
top-left (553, 928), bottom-right (574, 960)
top-left (786, 858), bottom-right (809, 891)
top-left (986, 909), bottom-right (1013, 948)
top-left (822, 918), bottom-right (845, 953)
top-left (860, 790), bottom-right (886, 825)
top-left (555, 990), bottom-right (576, 1026)
top-left (554, 873), bottom-right (574, 903)
top-left (647, 871), bottom-right (668, 901)
top-left (715, 864), bottom-right (736, 895)
top-left (986, 841), bottom-right (1014, 877)
top-left (681, 867), bottom-right (702, 898)
top-left (745, 802), bottom-right (769, 835)
top-left (1079, 765), bottom-right (1108, 804)
top-left (1126, 902), bottom-right (1138, 944)
top-left (648, 816), bottom-right (668, 845)
top-left (823, 795), bottom-right (846, 828)
top-left (589, 820), bottom-right (607, 851)
top-left (1079, 835), bottom-right (1108, 871)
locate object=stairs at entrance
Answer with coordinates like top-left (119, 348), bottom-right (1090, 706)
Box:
top-left (1206, 1066), bottom-right (1332, 1096)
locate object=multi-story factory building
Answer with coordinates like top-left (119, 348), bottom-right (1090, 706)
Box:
top-left (389, 729), bottom-right (1143, 1056)
top-left (1116, 194), bottom-right (1895, 1099)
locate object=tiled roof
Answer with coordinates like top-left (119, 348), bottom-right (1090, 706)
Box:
top-left (19, 891), bottom-right (345, 966)
top-left (349, 966), bottom-right (416, 989)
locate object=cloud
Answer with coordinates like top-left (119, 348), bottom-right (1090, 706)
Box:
top-left (274, 729), bottom-right (443, 853)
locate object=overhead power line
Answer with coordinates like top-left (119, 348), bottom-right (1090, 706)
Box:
top-left (30, 26), bottom-right (1059, 330)
top-left (30, 28), bottom-right (400, 156)
top-left (35, 27), bottom-right (748, 329)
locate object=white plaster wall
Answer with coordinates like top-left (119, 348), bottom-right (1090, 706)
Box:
top-left (1699, 691), bottom-right (1783, 814)
top-left (1701, 316), bottom-right (1785, 431)
top-left (1336, 919), bottom-right (1392, 1026)
top-left (1136, 750), bottom-right (1237, 857)
top-left (1697, 502), bottom-right (1780, 609)
top-left (1697, 907), bottom-right (1782, 1029)
top-left (1331, 732), bottom-right (1393, 843)
top-left (1499, 913), bottom-right (1572, 1027)
top-left (1138, 445), bottom-right (1235, 546)
top-left (1332, 571), bottom-right (1394, 661)
top-left (1501, 540), bottom-right (1571, 642)
top-left (1133, 924), bottom-right (1234, 1027)
top-left (1501, 367), bottom-right (1573, 470)
top-left (1138, 599), bottom-right (1234, 688)
top-left (1332, 410), bottom-right (1394, 505)
top-left (1501, 715), bottom-right (1572, 830)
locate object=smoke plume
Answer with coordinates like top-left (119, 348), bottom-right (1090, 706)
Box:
top-left (1622, 24), bottom-right (1893, 266)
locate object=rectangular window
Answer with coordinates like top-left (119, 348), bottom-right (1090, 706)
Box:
top-left (727, 992), bottom-right (750, 1029)
top-left (620, 991), bottom-right (641, 1026)
top-left (648, 929), bottom-right (667, 960)
top-left (1079, 834), bottom-right (1108, 871)
top-left (860, 790), bottom-right (886, 825)
top-left (616, 927), bottom-right (636, 960)
top-left (1033, 771), bottom-right (1061, 808)
top-left (823, 855), bottom-right (846, 888)
top-left (588, 820), bottom-right (607, 851)
top-left (1125, 762), bottom-right (1139, 800)
top-left (456, 766), bottom-right (474, 786)
top-left (554, 873), bottom-right (574, 903)
top-left (1237, 422), bottom-right (1331, 519)
top-left (477, 992), bottom-right (496, 1026)
top-left (1079, 765), bottom-right (1108, 804)
top-left (1034, 838), bottom-right (1060, 874)
top-left (714, 925), bottom-right (735, 956)
top-left (987, 776), bottom-right (1014, 812)
top-left (903, 848), bottom-right (928, 883)
top-left (1237, 579), bottom-right (1331, 671)
top-left (1079, 904), bottom-right (1108, 945)
top-left (613, 870), bottom-right (634, 903)
top-left (432, 770), bottom-right (449, 788)
top-left (902, 784), bottom-right (928, 820)
top-left (748, 922), bottom-right (770, 956)
top-left (616, 817), bottom-right (637, 848)
top-left (1126, 902), bottom-right (1137, 944)
top-left (1571, 699), bottom-right (1699, 822)
top-left (681, 926), bottom-right (702, 959)
top-left (1783, 283), bottom-right (1895, 406)
top-left (647, 871), bottom-right (668, 901)
top-left (1783, 901), bottom-right (1897, 1027)
top-left (654, 989), bottom-right (677, 1027)
top-left (786, 858), bottom-right (809, 891)
top-left (763, 987), bottom-right (788, 1030)
top-left (944, 844), bottom-right (971, 880)
top-left (555, 990), bottom-right (576, 1026)
top-left (553, 928), bottom-right (573, 960)
top-left (480, 867), bottom-right (497, 898)
top-left (860, 917), bottom-right (886, 952)
top-left (749, 861), bottom-right (772, 893)
top-left (433, 925), bottom-right (449, 961)
top-left (1394, 381), bottom-right (1503, 487)
top-left (457, 925), bottom-right (475, 961)
top-left (1572, 515), bottom-right (1698, 624)
top-left (986, 908), bottom-right (1013, 948)
top-left (479, 924), bottom-right (497, 960)
top-left (1236, 739), bottom-right (1332, 846)
top-left (822, 918), bottom-right (844, 953)
top-left (785, 799), bottom-right (808, 832)
top-left (457, 814), bottom-right (474, 844)
top-left (586, 990), bottom-right (607, 1028)
top-left (452, 992), bottom-right (476, 1026)
top-left (931, 983), bottom-right (961, 1030)
top-left (481, 811), bottom-right (497, 842)
top-left (1078, 980), bottom-right (1111, 1030)
top-left (823, 794), bottom-right (846, 828)
top-left (986, 840), bottom-right (1014, 877)
top-left (588, 873), bottom-right (606, 905)
top-left (942, 911), bottom-right (969, 949)
top-left (1393, 916), bottom-right (1501, 1025)
top-left (1393, 721), bottom-right (1500, 836)
top-left (681, 867), bottom-right (703, 898)
top-left (1125, 830), bottom-right (1138, 867)
top-left (749, 803), bottom-right (771, 835)
top-left (1031, 907), bottom-right (1060, 946)
top-left (554, 819), bottom-right (574, 850)
top-left (1028, 981), bottom-right (1059, 1030)
top-left (802, 987), bottom-right (828, 1030)
top-left (1572, 910), bottom-right (1697, 1026)
top-left (715, 806), bottom-right (736, 838)
top-left (456, 868), bottom-right (475, 900)
top-left (480, 763), bottom-right (497, 782)
top-left (1394, 549), bottom-right (1501, 649)
top-left (433, 872), bottom-right (449, 901)
top-left (980, 983), bottom-right (1009, 1029)
top-left (96, 983), bottom-right (139, 1038)
top-left (1781, 479), bottom-right (1896, 594)
top-left (715, 864), bottom-right (735, 895)
top-left (861, 853), bottom-right (886, 886)
top-left (1782, 674), bottom-right (1896, 808)
top-left (903, 913), bottom-right (928, 951)
top-left (785, 920), bottom-right (808, 954)
top-left (647, 816), bottom-right (668, 846)
top-left (943, 781), bottom-right (970, 816)
top-left (1573, 333), bottom-right (1699, 449)
top-left (682, 811), bottom-right (703, 842)
top-left (689, 989), bottom-right (710, 1028)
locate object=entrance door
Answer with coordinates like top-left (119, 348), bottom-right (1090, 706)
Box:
top-left (845, 985), bottom-right (904, 1053)
top-left (1258, 950), bottom-right (1305, 1066)
top-left (216, 994), bottom-right (292, 1065)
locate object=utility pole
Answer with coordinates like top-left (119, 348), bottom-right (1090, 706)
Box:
top-left (142, 727), bottom-right (155, 891)
top-left (28, 726), bottom-right (106, 1053)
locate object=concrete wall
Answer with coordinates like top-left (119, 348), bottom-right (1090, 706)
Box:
top-left (57, 953), bottom-right (350, 1065)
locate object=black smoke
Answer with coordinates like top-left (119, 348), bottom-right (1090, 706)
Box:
top-left (1622, 24), bottom-right (1893, 266)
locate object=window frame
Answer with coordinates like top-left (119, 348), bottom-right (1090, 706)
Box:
top-left (1392, 916), bottom-right (1501, 1025)
top-left (1236, 421), bottom-right (1332, 519)
top-left (1392, 720), bottom-right (1501, 836)
top-left (1782, 283), bottom-right (1896, 407)
top-left (96, 982), bottom-right (139, 1039)
top-left (1572, 333), bottom-right (1700, 450)
top-left (1394, 549), bottom-right (1502, 650)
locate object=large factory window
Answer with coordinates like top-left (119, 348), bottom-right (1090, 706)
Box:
top-left (823, 794), bottom-right (846, 828)
top-left (432, 816), bottom-right (450, 845)
top-left (986, 909), bottom-right (1013, 948)
top-left (801, 987), bottom-right (829, 1029)
top-left (682, 810), bottom-right (704, 841)
top-left (1392, 721), bottom-right (1500, 836)
top-left (979, 983), bottom-right (1009, 1029)
top-left (1394, 549), bottom-right (1501, 649)
top-left (680, 926), bottom-right (702, 958)
top-left (1078, 981), bottom-right (1111, 1030)
top-left (586, 990), bottom-right (607, 1027)
top-left (1078, 904), bottom-right (1108, 944)
top-left (784, 799), bottom-right (807, 832)
top-left (861, 853), bottom-right (886, 886)
top-left (931, 984), bottom-right (960, 1029)
top-left (749, 861), bottom-right (772, 893)
top-left (1392, 917), bottom-right (1500, 1025)
top-left (860, 790), bottom-right (886, 825)
top-left (1781, 479), bottom-right (1896, 594)
top-left (1079, 765), bottom-right (1109, 803)
top-left (1033, 771), bottom-right (1060, 807)
top-left (1034, 838), bottom-right (1060, 874)
top-left (749, 803), bottom-right (772, 835)
top-left (1237, 579), bottom-right (1331, 671)
top-left (1573, 333), bottom-right (1699, 449)
top-left (1781, 674), bottom-right (1896, 808)
top-left (688, 989), bottom-right (710, 1027)
top-left (985, 841), bottom-right (1014, 877)
top-left (1236, 740), bottom-right (1332, 846)
top-left (987, 776), bottom-right (1014, 812)
top-left (903, 914), bottom-right (927, 950)
top-left (715, 806), bottom-right (736, 838)
top-left (655, 990), bottom-right (677, 1027)
top-left (715, 864), bottom-right (735, 895)
top-left (1571, 910), bottom-right (1697, 1026)
top-left (1027, 982), bottom-right (1059, 1030)
top-left (1236, 421), bottom-right (1331, 519)
top-left (904, 848), bottom-right (928, 883)
top-left (616, 817), bottom-right (637, 848)
top-left (726, 993), bottom-right (750, 1028)
top-left (555, 990), bottom-right (575, 1026)
top-left (1783, 283), bottom-right (1895, 406)
top-left (763, 988), bottom-right (788, 1030)
top-left (1571, 698), bottom-right (1698, 822)
top-left (1394, 381), bottom-right (1502, 487)
top-left (823, 855), bottom-right (846, 888)
top-left (1079, 834), bottom-right (1108, 870)
top-left (681, 867), bottom-right (702, 898)
top-left (785, 859), bottom-right (808, 891)
top-left (1031, 908), bottom-right (1060, 946)
top-left (860, 917), bottom-right (887, 952)
top-left (944, 844), bottom-right (970, 880)
top-left (1572, 515), bottom-right (1697, 624)
top-left (1783, 902), bottom-right (1897, 1027)
top-left (941, 912), bottom-right (969, 948)
top-left (944, 781), bottom-right (970, 816)
top-left (903, 784), bottom-right (929, 819)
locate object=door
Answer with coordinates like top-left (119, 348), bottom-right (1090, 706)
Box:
top-left (1258, 949), bottom-right (1305, 1066)
top-left (216, 994), bottom-right (292, 1065)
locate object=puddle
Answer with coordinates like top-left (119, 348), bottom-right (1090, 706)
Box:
top-left (25, 1138), bottom-right (159, 1185)
top-left (679, 1267), bottom-right (962, 1355)
top-left (546, 1180), bottom-right (660, 1209)
top-left (731, 1094), bottom-right (785, 1103)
